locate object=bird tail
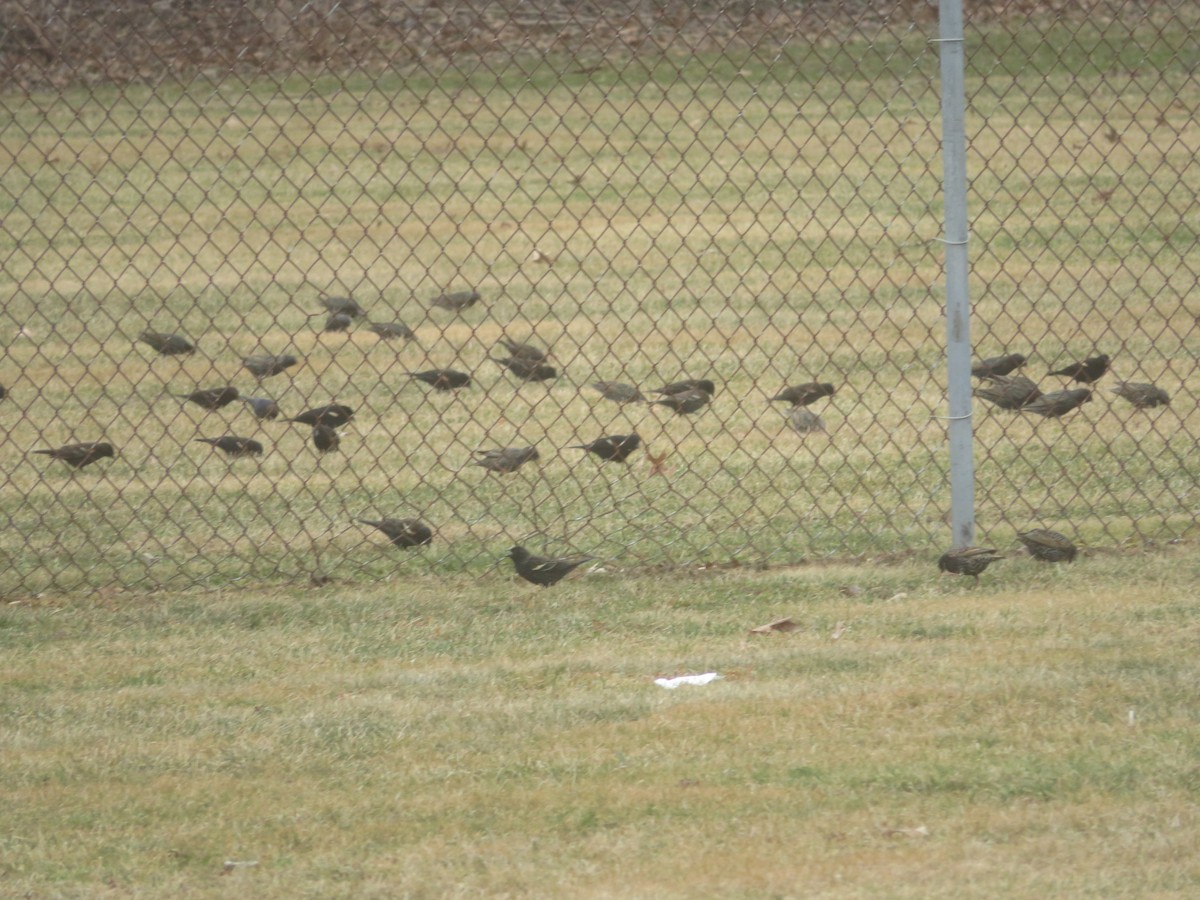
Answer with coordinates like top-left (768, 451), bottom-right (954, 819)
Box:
top-left (356, 518), bottom-right (382, 527)
top-left (31, 449), bottom-right (54, 456)
top-left (194, 439), bottom-right (217, 446)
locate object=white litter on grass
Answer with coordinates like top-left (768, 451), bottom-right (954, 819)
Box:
top-left (655, 673), bottom-right (724, 689)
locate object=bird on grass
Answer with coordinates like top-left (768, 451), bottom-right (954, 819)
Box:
top-left (195, 436), bottom-right (263, 458)
top-left (139, 330), bottom-right (194, 356)
top-left (652, 388), bottom-right (712, 415)
top-left (787, 406), bottom-right (825, 434)
top-left (357, 517), bottom-right (433, 548)
top-left (312, 424), bottom-right (340, 453)
top-left (937, 547), bottom-right (1004, 585)
top-left (407, 369), bottom-right (472, 392)
top-left (473, 446), bottom-right (540, 473)
top-left (507, 545), bottom-right (596, 587)
top-left (430, 289), bottom-right (480, 312)
top-left (1017, 529), bottom-right (1077, 562)
top-left (1111, 382), bottom-right (1170, 409)
top-left (1048, 353), bottom-right (1110, 384)
top-left (653, 379), bottom-right (715, 397)
top-left (973, 374), bottom-right (1042, 410)
top-left (570, 433), bottom-right (642, 463)
top-left (324, 313), bottom-right (353, 333)
top-left (33, 441), bottom-right (115, 470)
top-left (368, 322), bottom-right (415, 341)
top-left (492, 357), bottom-right (557, 382)
top-left (290, 404), bottom-right (354, 428)
top-left (771, 382), bottom-right (836, 407)
top-left (1022, 388), bottom-right (1092, 418)
top-left (590, 381), bottom-right (644, 403)
top-left (497, 337), bottom-right (548, 362)
top-left (0, 384), bottom-right (7, 401)
top-left (240, 397), bottom-right (281, 421)
top-left (179, 386), bottom-right (240, 410)
top-left (320, 295), bottom-right (366, 318)
top-left (971, 353), bottom-right (1027, 379)
top-left (243, 354), bottom-right (298, 378)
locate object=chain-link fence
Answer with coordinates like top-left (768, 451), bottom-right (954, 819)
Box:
top-left (1, 0), bottom-right (1197, 595)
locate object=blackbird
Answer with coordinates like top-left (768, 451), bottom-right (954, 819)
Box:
top-left (771, 382), bottom-right (835, 406)
top-left (243, 353), bottom-right (298, 378)
top-left (430, 289), bottom-right (480, 312)
top-left (321, 295), bottom-right (366, 318)
top-left (973, 374), bottom-right (1042, 410)
top-left (407, 369), bottom-right (472, 391)
top-left (590, 381), bottom-right (644, 403)
top-left (652, 388), bottom-right (712, 415)
top-left (507, 545), bottom-right (596, 587)
top-left (473, 446), bottom-right (540, 473)
top-left (1017, 529), bottom-right (1077, 562)
top-left (368, 322), bottom-right (415, 341)
top-left (324, 313), bottom-right (353, 333)
top-left (1048, 353), bottom-right (1110, 384)
top-left (357, 517), bottom-right (433, 548)
top-left (787, 406), bottom-right (825, 434)
top-left (937, 547), bottom-right (1003, 585)
top-left (654, 379), bottom-right (715, 397)
top-left (570, 433), bottom-right (642, 463)
top-left (290, 404), bottom-right (354, 428)
top-left (195, 436), bottom-right (264, 458)
top-left (180, 386), bottom-right (240, 410)
top-left (497, 337), bottom-right (548, 362)
top-left (971, 353), bottom-right (1027, 378)
top-left (241, 397), bottom-right (281, 421)
top-left (312, 424), bottom-right (339, 453)
top-left (1022, 388), bottom-right (1092, 418)
top-left (492, 357), bottom-right (557, 382)
top-left (33, 441), bottom-right (115, 469)
top-left (139, 330), bottom-right (194, 356)
top-left (1111, 381), bottom-right (1170, 409)
top-left (0, 384), bottom-right (6, 401)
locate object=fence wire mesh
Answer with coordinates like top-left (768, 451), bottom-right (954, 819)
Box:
top-left (0, 0), bottom-right (1197, 594)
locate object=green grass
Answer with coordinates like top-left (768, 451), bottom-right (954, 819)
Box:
top-left (3, 550), bottom-right (1200, 895)
top-left (1, 13), bottom-right (1199, 594)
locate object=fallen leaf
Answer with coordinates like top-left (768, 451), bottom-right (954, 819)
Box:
top-left (880, 825), bottom-right (930, 839)
top-left (831, 621), bottom-right (847, 641)
top-left (646, 448), bottom-right (670, 476)
top-left (749, 617), bottom-right (800, 635)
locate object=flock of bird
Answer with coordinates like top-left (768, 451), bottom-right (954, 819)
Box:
top-left (6, 289), bottom-right (1172, 587)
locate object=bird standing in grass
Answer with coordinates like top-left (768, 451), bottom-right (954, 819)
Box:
top-left (570, 433), bottom-right (642, 463)
top-left (497, 337), bottom-right (548, 362)
top-left (492, 357), bottom-right (557, 382)
top-left (321, 296), bottom-right (367, 318)
top-left (324, 313), bottom-right (353, 333)
top-left (971, 353), bottom-right (1027, 379)
top-left (1048, 353), bottom-right (1110, 384)
top-left (357, 518), bottom-right (433, 548)
top-left (1111, 382), bottom-right (1170, 409)
top-left (407, 369), bottom-right (472, 392)
top-left (937, 547), bottom-right (1003, 585)
top-left (33, 441), bottom-right (116, 470)
top-left (430, 290), bottom-right (480, 312)
top-left (368, 322), bottom-right (415, 341)
top-left (473, 446), bottom-right (540, 473)
top-left (771, 382), bottom-right (835, 406)
top-left (652, 387), bottom-right (712, 415)
top-left (1017, 529), bottom-right (1077, 562)
top-left (139, 331), bottom-right (194, 356)
top-left (240, 397), bottom-right (281, 421)
top-left (243, 354), bottom-right (298, 378)
top-left (180, 386), bottom-right (240, 410)
top-left (787, 406), bottom-right (825, 434)
top-left (974, 374), bottom-right (1042, 410)
top-left (312, 425), bottom-right (339, 454)
top-left (195, 436), bottom-right (263, 458)
top-left (590, 381), bottom-right (644, 403)
top-left (507, 545), bottom-right (596, 587)
top-left (290, 404), bottom-right (354, 428)
top-left (653, 379), bottom-right (715, 397)
top-left (1022, 388), bottom-right (1092, 418)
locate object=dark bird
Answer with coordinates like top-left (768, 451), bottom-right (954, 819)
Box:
top-left (138, 330), bottom-right (194, 356)
top-left (473, 446), bottom-right (541, 473)
top-left (195, 436), bottom-right (264, 458)
top-left (590, 381), bottom-right (644, 403)
top-left (1017, 529), bottom-right (1077, 563)
top-left (1048, 353), bottom-right (1110, 384)
top-left (570, 433), bottom-right (642, 463)
top-left (652, 388), bottom-right (712, 415)
top-left (1022, 388), bottom-right (1092, 418)
top-left (492, 357), bottom-right (557, 382)
top-left (321, 295), bottom-right (366, 318)
top-left (240, 397), bottom-right (281, 421)
top-left (653, 379), bottom-right (716, 397)
top-left (973, 374), bottom-right (1042, 410)
top-left (497, 337), bottom-right (548, 362)
top-left (787, 406), bottom-right (825, 434)
top-left (771, 382), bottom-right (835, 407)
top-left (357, 517), bottom-right (433, 549)
top-left (368, 322), bottom-right (415, 341)
top-left (430, 289), bottom-right (480, 312)
top-left (324, 313), bottom-right (353, 333)
top-left (971, 353), bottom-right (1027, 379)
top-left (179, 386), bottom-right (240, 410)
top-left (407, 369), bottom-right (472, 392)
top-left (290, 404), bottom-right (354, 428)
top-left (507, 545), bottom-right (596, 587)
top-left (33, 441), bottom-right (115, 470)
top-left (937, 547), bottom-right (1004, 585)
top-left (1111, 381), bottom-right (1170, 409)
top-left (0, 385), bottom-right (6, 401)
top-left (243, 353), bottom-right (298, 378)
top-left (312, 424), bottom-right (340, 453)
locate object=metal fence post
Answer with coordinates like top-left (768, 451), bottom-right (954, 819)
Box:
top-left (937, 0), bottom-right (976, 548)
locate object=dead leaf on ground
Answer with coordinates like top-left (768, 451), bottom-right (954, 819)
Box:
top-left (880, 824), bottom-right (930, 839)
top-left (749, 616), bottom-right (800, 634)
top-left (831, 621), bottom-right (846, 640)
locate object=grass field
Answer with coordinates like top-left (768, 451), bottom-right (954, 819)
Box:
top-left (3, 549), bottom-right (1200, 895)
top-left (1, 13), bottom-right (1198, 595)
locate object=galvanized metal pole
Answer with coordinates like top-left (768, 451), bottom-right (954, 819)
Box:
top-left (937, 0), bottom-right (976, 548)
